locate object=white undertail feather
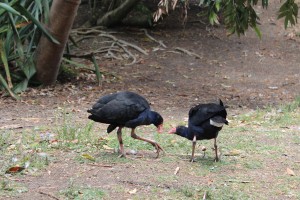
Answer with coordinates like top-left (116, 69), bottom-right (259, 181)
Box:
top-left (210, 119), bottom-right (225, 127)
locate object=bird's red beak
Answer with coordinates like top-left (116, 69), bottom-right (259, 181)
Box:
top-left (168, 127), bottom-right (176, 134)
top-left (157, 124), bottom-right (163, 133)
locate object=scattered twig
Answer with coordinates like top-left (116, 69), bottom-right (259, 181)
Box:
top-left (188, 20), bottom-right (206, 24)
top-left (174, 166), bottom-right (180, 175)
top-left (226, 179), bottom-right (252, 183)
top-left (99, 33), bottom-right (148, 55)
top-left (2, 175), bottom-right (32, 182)
top-left (87, 163), bottom-right (113, 168)
top-left (203, 191), bottom-right (207, 200)
top-left (38, 191), bottom-right (60, 200)
top-left (74, 29), bottom-right (107, 35)
top-left (118, 43), bottom-right (137, 65)
top-left (120, 180), bottom-right (179, 190)
top-left (0, 124), bottom-right (34, 130)
top-left (141, 29), bottom-right (167, 48)
top-left (175, 47), bottom-right (202, 59)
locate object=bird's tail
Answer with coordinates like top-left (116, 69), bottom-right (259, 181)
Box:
top-left (107, 124), bottom-right (118, 133)
top-left (87, 109), bottom-right (92, 113)
top-left (88, 114), bottom-right (102, 122)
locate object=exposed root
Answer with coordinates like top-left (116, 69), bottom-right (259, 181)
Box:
top-left (174, 47), bottom-right (202, 59)
top-left (141, 28), bottom-right (167, 48)
top-left (70, 28), bottom-right (148, 65)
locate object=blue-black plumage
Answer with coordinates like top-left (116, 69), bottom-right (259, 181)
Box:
top-left (88, 91), bottom-right (164, 158)
top-left (169, 99), bottom-right (228, 162)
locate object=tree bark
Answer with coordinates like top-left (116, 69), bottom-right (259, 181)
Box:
top-left (35, 0), bottom-right (81, 85)
top-left (97, 0), bottom-right (141, 27)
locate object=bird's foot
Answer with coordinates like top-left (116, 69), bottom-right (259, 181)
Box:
top-left (214, 157), bottom-right (219, 162)
top-left (190, 158), bottom-right (196, 162)
top-left (117, 149), bottom-right (126, 158)
top-left (118, 153), bottom-right (126, 158)
top-left (152, 142), bottom-right (165, 158)
top-left (201, 146), bottom-right (206, 158)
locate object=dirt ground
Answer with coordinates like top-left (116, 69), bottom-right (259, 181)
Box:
top-left (0, 2), bottom-right (300, 200)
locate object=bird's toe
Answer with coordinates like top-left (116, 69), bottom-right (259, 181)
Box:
top-left (118, 153), bottom-right (126, 158)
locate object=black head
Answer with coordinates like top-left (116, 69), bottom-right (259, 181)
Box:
top-left (150, 111), bottom-right (163, 133)
top-left (152, 111), bottom-right (163, 127)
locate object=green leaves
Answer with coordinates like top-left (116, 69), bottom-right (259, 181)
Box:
top-left (200, 0), bottom-right (222, 25)
top-left (223, 0), bottom-right (261, 38)
top-left (0, 1), bottom-right (55, 98)
top-left (201, 0), bottom-right (298, 38)
top-left (278, 0), bottom-right (298, 29)
top-left (0, 2), bottom-right (21, 15)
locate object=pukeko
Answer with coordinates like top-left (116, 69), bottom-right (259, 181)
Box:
top-left (169, 100), bottom-right (228, 162)
top-left (87, 91), bottom-right (164, 158)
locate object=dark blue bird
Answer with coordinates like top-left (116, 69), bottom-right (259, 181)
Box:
top-left (169, 100), bottom-right (228, 162)
top-left (88, 91), bottom-right (164, 158)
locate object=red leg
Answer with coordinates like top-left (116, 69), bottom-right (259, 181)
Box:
top-left (117, 127), bottom-right (125, 157)
top-left (130, 128), bottom-right (164, 158)
top-left (190, 135), bottom-right (196, 162)
top-left (214, 138), bottom-right (219, 162)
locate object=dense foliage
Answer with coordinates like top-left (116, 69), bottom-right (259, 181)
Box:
top-left (155, 0), bottom-right (298, 38)
top-left (0, 0), bottom-right (57, 99)
top-left (0, 0), bottom-right (298, 99)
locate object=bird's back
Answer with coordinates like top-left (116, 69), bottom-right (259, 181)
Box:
top-left (88, 91), bottom-right (150, 125)
top-left (188, 100), bottom-right (227, 140)
top-left (189, 101), bottom-right (227, 126)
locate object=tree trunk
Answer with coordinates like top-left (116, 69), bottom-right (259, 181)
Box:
top-left (97, 0), bottom-right (141, 27)
top-left (35, 0), bottom-right (81, 85)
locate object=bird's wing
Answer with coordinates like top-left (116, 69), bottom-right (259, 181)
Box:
top-left (92, 98), bottom-right (148, 124)
top-left (189, 103), bottom-right (227, 125)
top-left (90, 93), bottom-right (119, 111)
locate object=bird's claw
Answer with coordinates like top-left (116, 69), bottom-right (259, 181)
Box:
top-left (214, 157), bottom-right (219, 162)
top-left (118, 154), bottom-right (126, 158)
top-left (153, 142), bottom-right (165, 158)
top-left (190, 158), bottom-right (196, 162)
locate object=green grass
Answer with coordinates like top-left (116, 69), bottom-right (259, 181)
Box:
top-left (1, 98), bottom-right (300, 199)
top-left (0, 178), bottom-right (28, 197)
top-left (59, 179), bottom-right (106, 200)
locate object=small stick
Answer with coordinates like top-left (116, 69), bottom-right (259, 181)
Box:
top-left (203, 191), bottom-right (207, 200)
top-left (175, 47), bottom-right (202, 59)
top-left (226, 179), bottom-right (252, 183)
top-left (38, 191), bottom-right (60, 200)
top-left (87, 163), bottom-right (113, 168)
top-left (174, 167), bottom-right (180, 175)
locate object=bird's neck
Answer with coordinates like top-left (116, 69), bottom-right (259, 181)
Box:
top-left (139, 109), bottom-right (155, 125)
top-left (175, 126), bottom-right (190, 138)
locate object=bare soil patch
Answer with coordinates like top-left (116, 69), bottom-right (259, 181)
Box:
top-left (0, 2), bottom-right (299, 200)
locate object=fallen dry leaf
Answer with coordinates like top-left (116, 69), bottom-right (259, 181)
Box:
top-left (287, 168), bottom-right (295, 176)
top-left (81, 153), bottom-right (96, 161)
top-left (103, 145), bottom-right (114, 150)
top-left (0, 124), bottom-right (23, 130)
top-left (174, 166), bottom-right (180, 175)
top-left (6, 166), bottom-right (25, 174)
top-left (128, 188), bottom-right (137, 194)
top-left (224, 149), bottom-right (241, 156)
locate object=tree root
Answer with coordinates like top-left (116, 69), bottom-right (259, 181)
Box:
top-left (141, 28), bottom-right (167, 48)
top-left (70, 28), bottom-right (148, 65)
top-left (174, 47), bottom-right (202, 59)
